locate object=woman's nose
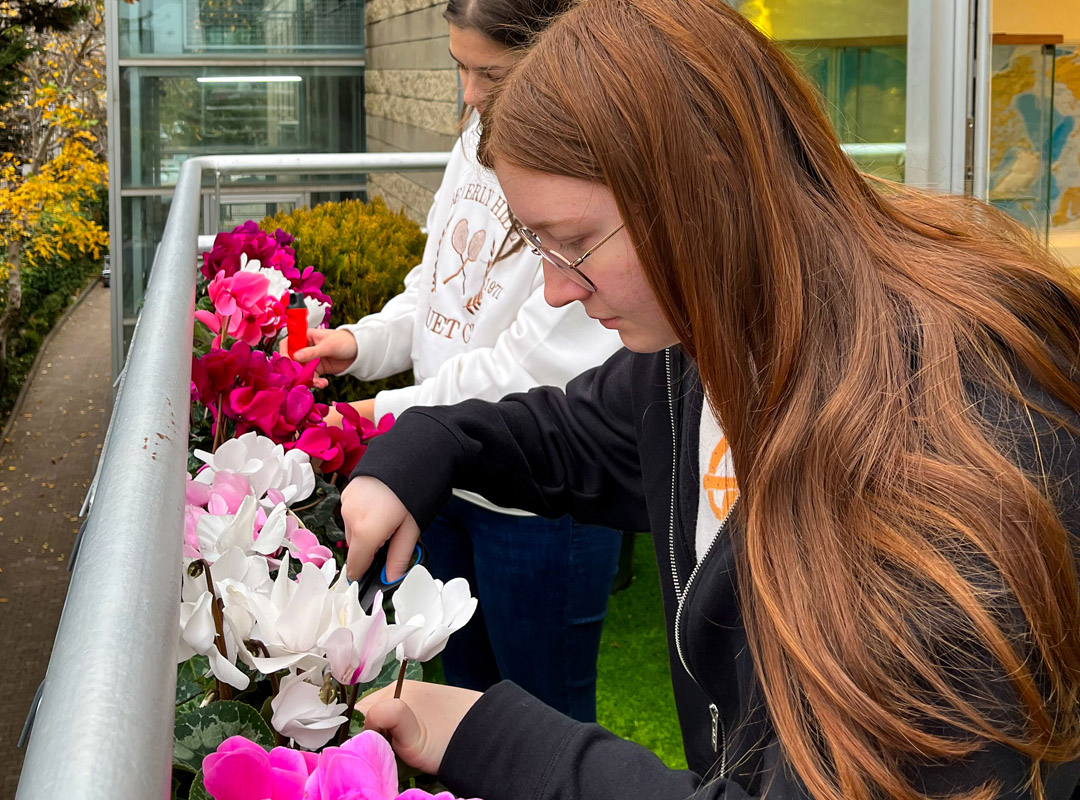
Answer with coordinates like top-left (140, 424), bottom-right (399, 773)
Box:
top-left (541, 260), bottom-right (591, 308)
top-left (462, 76), bottom-right (478, 109)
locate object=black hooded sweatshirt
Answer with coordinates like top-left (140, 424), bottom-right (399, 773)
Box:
top-left (353, 346), bottom-right (1080, 800)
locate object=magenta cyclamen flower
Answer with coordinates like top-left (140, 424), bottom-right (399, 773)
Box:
top-left (202, 733), bottom-right (478, 800)
top-left (225, 356), bottom-right (323, 440)
top-left (203, 736), bottom-right (318, 800)
top-left (282, 264), bottom-right (332, 307)
top-left (302, 731), bottom-right (398, 800)
top-left (193, 343), bottom-right (325, 444)
top-left (202, 222), bottom-right (292, 282)
top-left (287, 406), bottom-right (394, 477)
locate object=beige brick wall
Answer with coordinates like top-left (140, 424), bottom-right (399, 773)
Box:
top-left (366, 0), bottom-right (458, 223)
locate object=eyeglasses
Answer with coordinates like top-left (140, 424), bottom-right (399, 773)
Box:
top-left (516, 223), bottom-right (624, 292)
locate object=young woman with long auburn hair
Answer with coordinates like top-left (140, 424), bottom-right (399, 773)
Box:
top-left (341, 0), bottom-right (1080, 798)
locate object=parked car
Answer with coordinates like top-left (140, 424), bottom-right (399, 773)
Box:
top-left (102, 255), bottom-right (110, 288)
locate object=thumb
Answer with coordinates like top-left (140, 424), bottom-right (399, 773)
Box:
top-left (384, 516), bottom-right (421, 583)
top-left (361, 699), bottom-right (432, 772)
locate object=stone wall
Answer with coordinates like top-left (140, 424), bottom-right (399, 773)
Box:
top-left (365, 0), bottom-right (458, 224)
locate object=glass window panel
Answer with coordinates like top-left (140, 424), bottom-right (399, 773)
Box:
top-left (119, 66), bottom-right (364, 189)
top-left (734, 0), bottom-right (908, 181)
top-left (118, 0), bottom-right (364, 57)
top-left (219, 197), bottom-right (300, 230)
top-left (121, 195), bottom-right (174, 320)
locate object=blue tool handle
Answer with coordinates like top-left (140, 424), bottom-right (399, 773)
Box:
top-left (380, 542), bottom-right (425, 587)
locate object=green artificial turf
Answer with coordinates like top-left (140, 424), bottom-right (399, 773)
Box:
top-left (595, 533), bottom-right (687, 770)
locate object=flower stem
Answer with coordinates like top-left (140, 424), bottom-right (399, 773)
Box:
top-left (337, 682), bottom-right (360, 745)
top-left (394, 658), bottom-right (408, 699)
top-left (289, 494), bottom-right (323, 513)
top-left (211, 394), bottom-right (226, 452)
top-left (201, 561), bottom-right (232, 701)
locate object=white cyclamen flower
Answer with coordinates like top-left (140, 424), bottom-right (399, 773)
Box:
top-left (271, 668), bottom-right (349, 750)
top-left (303, 296), bottom-right (330, 329)
top-left (392, 565), bottom-right (477, 663)
top-left (177, 547), bottom-right (271, 690)
top-left (240, 253), bottom-right (293, 300)
top-left (197, 496), bottom-right (287, 564)
top-left (245, 553), bottom-right (337, 674)
top-left (194, 431), bottom-right (315, 508)
top-left (320, 584), bottom-right (416, 686)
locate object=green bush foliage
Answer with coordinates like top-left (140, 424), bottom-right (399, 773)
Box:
top-left (262, 197), bottom-right (427, 404)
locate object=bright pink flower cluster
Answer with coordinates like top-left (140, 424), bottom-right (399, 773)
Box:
top-left (192, 342), bottom-right (324, 441)
top-left (195, 270), bottom-right (287, 348)
top-left (202, 221), bottom-right (332, 308)
top-left (202, 221), bottom-right (296, 282)
top-left (203, 733), bottom-right (476, 800)
top-left (190, 343), bottom-right (394, 477)
top-left (286, 402), bottom-right (393, 477)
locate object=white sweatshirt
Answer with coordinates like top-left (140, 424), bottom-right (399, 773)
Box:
top-left (339, 116), bottom-right (624, 513)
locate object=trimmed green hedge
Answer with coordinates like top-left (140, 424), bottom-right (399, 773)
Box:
top-left (262, 197), bottom-right (427, 404)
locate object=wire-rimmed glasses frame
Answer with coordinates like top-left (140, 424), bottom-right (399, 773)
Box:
top-left (516, 222), bottom-right (624, 292)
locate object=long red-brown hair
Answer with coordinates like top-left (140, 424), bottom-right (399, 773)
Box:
top-left (478, 1), bottom-right (1080, 798)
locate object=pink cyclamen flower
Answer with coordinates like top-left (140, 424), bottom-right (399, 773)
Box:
top-left (303, 731), bottom-right (398, 800)
top-left (183, 505), bottom-right (206, 559)
top-left (286, 526), bottom-right (333, 567)
top-left (185, 471), bottom-right (255, 559)
top-left (202, 735), bottom-right (318, 800)
top-left (203, 269), bottom-right (288, 347)
top-left (208, 270), bottom-right (271, 318)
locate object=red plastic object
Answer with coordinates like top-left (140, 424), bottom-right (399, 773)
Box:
top-left (286, 303), bottom-right (308, 359)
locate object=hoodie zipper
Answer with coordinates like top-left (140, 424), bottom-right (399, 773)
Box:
top-left (664, 348), bottom-right (733, 778)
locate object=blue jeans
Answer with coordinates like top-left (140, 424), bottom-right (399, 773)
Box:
top-left (421, 495), bottom-right (622, 722)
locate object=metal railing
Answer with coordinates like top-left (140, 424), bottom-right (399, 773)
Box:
top-left (15, 151), bottom-right (451, 800)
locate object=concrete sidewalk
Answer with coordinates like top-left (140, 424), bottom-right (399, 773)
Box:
top-left (0, 283), bottom-right (112, 800)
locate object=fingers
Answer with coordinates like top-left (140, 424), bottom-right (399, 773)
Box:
top-left (385, 515), bottom-right (421, 583)
top-left (290, 328), bottom-right (331, 364)
top-left (341, 477), bottom-right (415, 582)
top-left (291, 344), bottom-right (322, 364)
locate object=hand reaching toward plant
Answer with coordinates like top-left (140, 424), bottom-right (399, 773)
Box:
top-left (323, 399), bottom-right (376, 428)
top-left (282, 328), bottom-right (359, 388)
top-left (358, 681), bottom-right (482, 776)
top-left (341, 476), bottom-right (421, 582)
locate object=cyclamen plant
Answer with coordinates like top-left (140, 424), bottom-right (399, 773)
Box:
top-left (176, 222), bottom-right (478, 800)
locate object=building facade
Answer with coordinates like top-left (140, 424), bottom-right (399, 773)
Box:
top-left (106, 0), bottom-right (367, 373)
top-left (105, 0), bottom-right (1080, 373)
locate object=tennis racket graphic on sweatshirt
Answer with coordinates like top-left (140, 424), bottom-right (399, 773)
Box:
top-left (440, 219), bottom-right (487, 291)
top-left (464, 238), bottom-right (499, 315)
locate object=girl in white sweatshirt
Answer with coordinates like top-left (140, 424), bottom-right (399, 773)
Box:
top-left (290, 0), bottom-right (625, 722)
